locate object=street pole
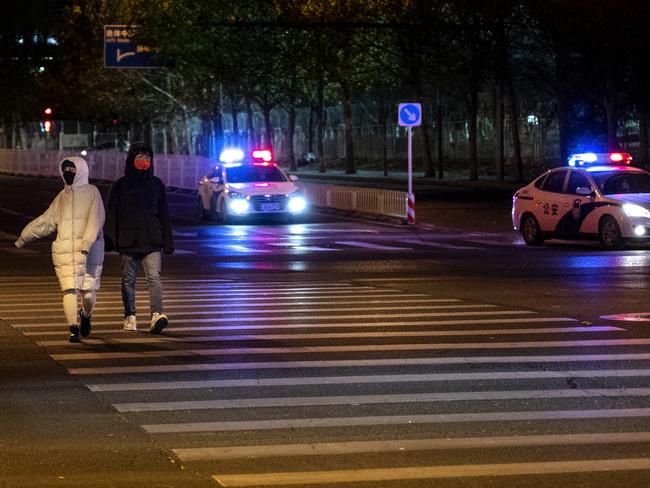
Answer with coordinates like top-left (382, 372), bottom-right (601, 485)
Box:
top-left (407, 126), bottom-right (415, 224)
top-left (398, 102), bottom-right (420, 225)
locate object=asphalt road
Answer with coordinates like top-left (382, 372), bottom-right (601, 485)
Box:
top-left (2, 174), bottom-right (650, 488)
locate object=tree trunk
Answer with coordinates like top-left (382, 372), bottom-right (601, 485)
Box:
top-left (231, 104), bottom-right (239, 148)
top-left (262, 106), bottom-right (272, 150)
top-left (308, 108), bottom-right (314, 153)
top-left (436, 81), bottom-right (444, 179)
top-left (640, 99), bottom-right (649, 170)
top-left (245, 98), bottom-right (255, 151)
top-left (469, 91), bottom-right (478, 181)
top-left (468, 20), bottom-right (479, 181)
top-left (317, 78), bottom-right (326, 172)
top-left (287, 104), bottom-right (297, 171)
top-left (378, 101), bottom-right (389, 177)
top-left (342, 81), bottom-right (355, 174)
top-left (604, 93), bottom-right (618, 151)
top-left (506, 82), bottom-right (523, 181)
top-left (495, 83), bottom-right (505, 180)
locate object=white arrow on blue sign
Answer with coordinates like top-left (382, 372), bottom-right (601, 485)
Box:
top-left (398, 103), bottom-right (422, 127)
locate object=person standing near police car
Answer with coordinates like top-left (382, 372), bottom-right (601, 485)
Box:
top-left (15, 157), bottom-right (105, 343)
top-left (104, 141), bottom-right (174, 334)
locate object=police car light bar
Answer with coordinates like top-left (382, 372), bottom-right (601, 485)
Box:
top-left (568, 152), bottom-right (632, 167)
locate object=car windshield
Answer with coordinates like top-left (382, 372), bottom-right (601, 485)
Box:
top-left (590, 171), bottom-right (650, 195)
top-left (226, 165), bottom-right (287, 183)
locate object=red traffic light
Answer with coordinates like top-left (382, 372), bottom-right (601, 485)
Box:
top-left (44, 107), bottom-right (53, 116)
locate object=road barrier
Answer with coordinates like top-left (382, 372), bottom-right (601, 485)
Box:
top-left (0, 149), bottom-right (407, 219)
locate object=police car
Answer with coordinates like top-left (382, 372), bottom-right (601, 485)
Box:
top-left (512, 152), bottom-right (650, 249)
top-left (197, 148), bottom-right (307, 223)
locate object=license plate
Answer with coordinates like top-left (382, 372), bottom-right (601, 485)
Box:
top-left (261, 202), bottom-right (281, 211)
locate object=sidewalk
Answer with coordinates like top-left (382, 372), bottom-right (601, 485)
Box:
top-left (0, 319), bottom-right (215, 488)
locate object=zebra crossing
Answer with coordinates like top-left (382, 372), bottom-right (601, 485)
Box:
top-left (170, 225), bottom-right (522, 256)
top-left (3, 277), bottom-right (650, 486)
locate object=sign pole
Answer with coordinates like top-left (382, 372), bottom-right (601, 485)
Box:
top-left (407, 127), bottom-right (415, 224)
top-left (398, 102), bottom-right (420, 225)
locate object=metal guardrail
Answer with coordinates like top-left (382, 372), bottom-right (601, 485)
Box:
top-left (0, 149), bottom-right (407, 219)
top-left (297, 182), bottom-right (406, 218)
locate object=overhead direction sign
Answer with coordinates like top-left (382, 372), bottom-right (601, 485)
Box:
top-left (104, 25), bottom-right (163, 68)
top-left (398, 103), bottom-right (422, 127)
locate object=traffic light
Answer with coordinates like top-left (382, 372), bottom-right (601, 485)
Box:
top-left (40, 107), bottom-right (54, 133)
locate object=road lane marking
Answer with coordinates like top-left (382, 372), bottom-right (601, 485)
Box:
top-left (206, 244), bottom-right (271, 253)
top-left (335, 240), bottom-right (412, 251)
top-left (0, 288), bottom-right (389, 298)
top-left (32, 326), bottom-right (620, 341)
top-left (174, 431), bottom-right (650, 460)
top-left (85, 368), bottom-right (650, 391)
top-left (19, 316), bottom-right (580, 333)
top-left (396, 239), bottom-right (480, 250)
top-left (64, 352), bottom-right (650, 375)
top-left (113, 387), bottom-right (650, 412)
top-left (0, 298), bottom-right (462, 313)
top-left (142, 408), bottom-right (650, 433)
top-left (47, 325), bottom-right (618, 355)
top-left (0, 292), bottom-right (424, 306)
top-left (26, 310), bottom-right (534, 327)
top-left (212, 458), bottom-right (650, 486)
top-left (0, 207), bottom-right (36, 218)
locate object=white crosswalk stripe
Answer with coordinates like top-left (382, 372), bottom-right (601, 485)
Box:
top-left (4, 277), bottom-right (650, 486)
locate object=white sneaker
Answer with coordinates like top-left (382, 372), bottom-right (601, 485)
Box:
top-left (123, 315), bottom-right (137, 331)
top-left (150, 312), bottom-right (168, 334)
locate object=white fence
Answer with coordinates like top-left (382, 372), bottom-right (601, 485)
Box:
top-left (0, 149), bottom-right (407, 219)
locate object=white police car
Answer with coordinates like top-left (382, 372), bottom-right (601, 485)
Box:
top-left (197, 148), bottom-right (307, 223)
top-left (512, 152), bottom-right (650, 249)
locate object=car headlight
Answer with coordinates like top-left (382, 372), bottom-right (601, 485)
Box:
top-left (623, 203), bottom-right (650, 218)
top-left (229, 198), bottom-right (250, 215)
top-left (288, 194), bottom-right (307, 213)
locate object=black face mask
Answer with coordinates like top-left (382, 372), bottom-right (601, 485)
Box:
top-left (63, 172), bottom-right (75, 185)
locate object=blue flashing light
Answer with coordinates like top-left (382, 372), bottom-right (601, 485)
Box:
top-left (219, 148), bottom-right (244, 163)
top-left (568, 152), bottom-right (598, 166)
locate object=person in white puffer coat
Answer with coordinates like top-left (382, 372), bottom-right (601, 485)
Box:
top-left (15, 157), bottom-right (105, 342)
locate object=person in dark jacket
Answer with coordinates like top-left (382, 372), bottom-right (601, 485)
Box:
top-left (104, 142), bottom-right (174, 334)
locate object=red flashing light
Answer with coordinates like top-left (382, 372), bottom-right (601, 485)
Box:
top-left (609, 152), bottom-right (633, 165)
top-left (252, 149), bottom-right (273, 162)
top-left (609, 153), bottom-right (624, 162)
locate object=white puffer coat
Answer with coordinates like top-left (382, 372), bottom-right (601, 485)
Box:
top-left (16, 157), bottom-right (105, 291)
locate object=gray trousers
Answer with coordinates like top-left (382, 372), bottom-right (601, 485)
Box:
top-left (120, 251), bottom-right (163, 317)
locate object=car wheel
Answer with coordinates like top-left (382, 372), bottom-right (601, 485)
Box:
top-left (599, 216), bottom-right (625, 250)
top-left (219, 199), bottom-right (230, 224)
top-left (197, 197), bottom-right (209, 221)
top-left (521, 214), bottom-right (544, 245)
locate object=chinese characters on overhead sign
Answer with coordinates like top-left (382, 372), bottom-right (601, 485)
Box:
top-left (104, 25), bottom-right (163, 68)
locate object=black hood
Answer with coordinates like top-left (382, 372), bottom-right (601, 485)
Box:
top-left (125, 141), bottom-right (154, 177)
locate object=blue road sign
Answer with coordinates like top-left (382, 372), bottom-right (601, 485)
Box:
top-left (104, 25), bottom-right (163, 68)
top-left (398, 103), bottom-right (422, 127)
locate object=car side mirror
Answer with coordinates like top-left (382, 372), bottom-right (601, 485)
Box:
top-left (289, 174), bottom-right (298, 181)
top-left (575, 186), bottom-right (594, 196)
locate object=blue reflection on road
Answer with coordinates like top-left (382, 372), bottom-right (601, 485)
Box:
top-left (564, 253), bottom-right (650, 268)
